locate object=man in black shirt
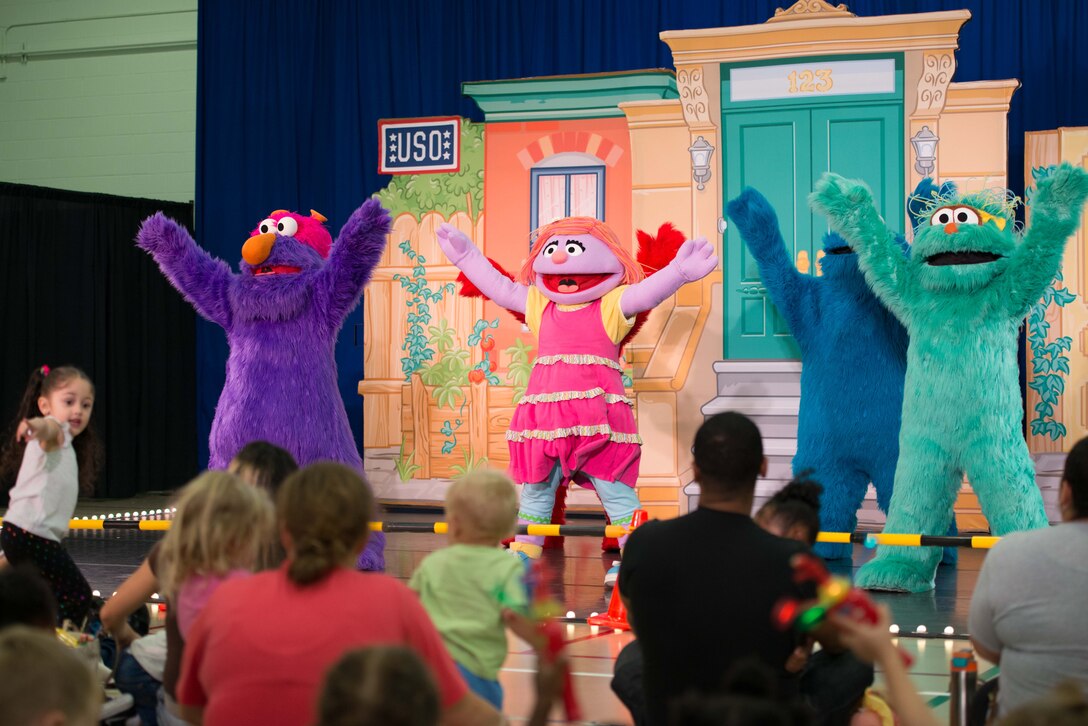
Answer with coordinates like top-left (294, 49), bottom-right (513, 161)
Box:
top-left (616, 412), bottom-right (808, 725)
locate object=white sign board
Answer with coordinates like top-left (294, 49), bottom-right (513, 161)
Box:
top-left (730, 59), bottom-right (896, 103)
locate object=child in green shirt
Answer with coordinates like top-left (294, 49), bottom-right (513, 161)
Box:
top-left (409, 470), bottom-right (534, 710)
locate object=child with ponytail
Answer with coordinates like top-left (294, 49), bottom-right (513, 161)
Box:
top-left (0, 365), bottom-right (102, 625)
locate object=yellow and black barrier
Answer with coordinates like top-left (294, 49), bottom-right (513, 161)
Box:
top-left (24, 517), bottom-right (1003, 548)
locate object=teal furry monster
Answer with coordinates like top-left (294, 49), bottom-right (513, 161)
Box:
top-left (811, 163), bottom-right (1088, 592)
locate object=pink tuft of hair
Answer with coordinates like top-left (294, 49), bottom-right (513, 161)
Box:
top-left (251, 209), bottom-right (334, 259)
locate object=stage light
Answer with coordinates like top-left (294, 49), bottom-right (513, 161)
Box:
top-left (151, 593), bottom-right (160, 600)
top-left (915, 625), bottom-right (927, 634)
top-left (889, 624), bottom-right (900, 634)
top-left (92, 590), bottom-right (101, 597)
top-left (565, 611), bottom-right (575, 619)
top-left (589, 612), bottom-right (599, 618)
top-left (944, 626), bottom-right (955, 635)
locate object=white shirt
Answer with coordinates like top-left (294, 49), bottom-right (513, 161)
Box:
top-left (4, 417), bottom-right (78, 542)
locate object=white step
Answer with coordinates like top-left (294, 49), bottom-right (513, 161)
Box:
top-left (700, 395), bottom-right (800, 417)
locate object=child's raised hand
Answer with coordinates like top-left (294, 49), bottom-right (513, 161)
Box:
top-left (829, 603), bottom-right (898, 665)
top-left (16, 418), bottom-right (37, 443)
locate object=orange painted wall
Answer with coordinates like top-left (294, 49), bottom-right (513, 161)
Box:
top-left (479, 117), bottom-right (634, 363)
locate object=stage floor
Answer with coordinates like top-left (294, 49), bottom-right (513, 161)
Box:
top-left (57, 505), bottom-right (985, 723)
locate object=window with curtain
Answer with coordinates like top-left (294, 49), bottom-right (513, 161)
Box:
top-left (530, 165), bottom-right (605, 235)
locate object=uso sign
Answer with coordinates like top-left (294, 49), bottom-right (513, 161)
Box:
top-left (378, 117), bottom-right (460, 175)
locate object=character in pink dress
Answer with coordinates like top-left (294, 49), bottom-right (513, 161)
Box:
top-left (437, 218), bottom-right (717, 580)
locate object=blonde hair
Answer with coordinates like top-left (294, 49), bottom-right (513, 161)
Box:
top-left (0, 626), bottom-right (100, 726)
top-left (516, 216), bottom-right (645, 286)
top-left (277, 462), bottom-right (374, 585)
top-left (158, 470), bottom-right (274, 597)
top-left (317, 646), bottom-right (439, 726)
top-left (446, 469), bottom-right (518, 541)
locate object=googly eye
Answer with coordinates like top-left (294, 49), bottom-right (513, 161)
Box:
top-left (276, 217), bottom-right (299, 236)
top-left (930, 207), bottom-right (954, 226)
top-left (257, 218), bottom-right (277, 235)
top-left (953, 208), bottom-right (979, 225)
top-left (543, 241), bottom-right (559, 257)
top-left (564, 241), bottom-right (585, 256)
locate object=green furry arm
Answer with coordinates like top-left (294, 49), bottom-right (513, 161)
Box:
top-left (809, 173), bottom-right (914, 321)
top-left (1001, 163), bottom-right (1088, 319)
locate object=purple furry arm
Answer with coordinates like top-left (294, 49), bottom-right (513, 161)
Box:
top-left (136, 212), bottom-right (234, 328)
top-left (314, 199), bottom-right (392, 330)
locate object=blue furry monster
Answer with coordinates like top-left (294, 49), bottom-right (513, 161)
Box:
top-left (727, 188), bottom-right (911, 560)
top-left (812, 163), bottom-right (1088, 592)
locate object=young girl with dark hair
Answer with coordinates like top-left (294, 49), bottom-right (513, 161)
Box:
top-left (0, 365), bottom-right (103, 625)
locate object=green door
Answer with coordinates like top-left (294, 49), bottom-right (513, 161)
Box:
top-left (811, 105), bottom-right (903, 236)
top-left (724, 109), bottom-right (812, 360)
top-left (721, 55), bottom-right (904, 360)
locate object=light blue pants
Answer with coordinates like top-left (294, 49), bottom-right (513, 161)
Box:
top-left (516, 464), bottom-right (640, 547)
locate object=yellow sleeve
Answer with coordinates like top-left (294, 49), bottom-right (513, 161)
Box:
top-left (599, 285), bottom-right (635, 344)
top-left (525, 286), bottom-right (547, 336)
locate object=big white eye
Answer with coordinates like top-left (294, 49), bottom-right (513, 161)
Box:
top-left (564, 240), bottom-right (585, 256)
top-left (257, 218), bottom-right (278, 234)
top-left (276, 217), bottom-right (299, 236)
top-left (543, 241), bottom-right (559, 257)
top-left (930, 207), bottom-right (955, 226)
top-left (952, 208), bottom-right (979, 225)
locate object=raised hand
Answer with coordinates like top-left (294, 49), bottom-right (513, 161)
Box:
top-left (671, 237), bottom-right (718, 282)
top-left (809, 173), bottom-right (875, 232)
top-left (436, 222), bottom-right (480, 266)
top-left (1031, 163), bottom-right (1088, 221)
top-left (136, 212), bottom-right (195, 258)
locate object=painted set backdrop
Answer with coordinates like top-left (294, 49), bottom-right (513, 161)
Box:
top-left (196, 1), bottom-right (1088, 519)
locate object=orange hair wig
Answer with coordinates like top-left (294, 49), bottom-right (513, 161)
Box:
top-left (516, 217), bottom-right (645, 286)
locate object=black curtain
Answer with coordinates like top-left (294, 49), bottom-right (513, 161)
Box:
top-left (0, 183), bottom-right (197, 498)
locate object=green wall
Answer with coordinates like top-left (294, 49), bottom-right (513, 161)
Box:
top-left (0, 0), bottom-right (197, 203)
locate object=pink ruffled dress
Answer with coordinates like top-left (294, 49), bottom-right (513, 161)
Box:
top-left (507, 290), bottom-right (641, 489)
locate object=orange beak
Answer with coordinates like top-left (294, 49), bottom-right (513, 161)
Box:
top-left (242, 232), bottom-right (276, 265)
top-left (944, 222), bottom-right (958, 235)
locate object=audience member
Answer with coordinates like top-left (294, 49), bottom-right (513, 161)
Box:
top-left (0, 625), bottom-right (101, 726)
top-left (969, 436), bottom-right (1088, 716)
top-left (756, 477), bottom-right (874, 725)
top-left (227, 440), bottom-right (298, 498)
top-left (831, 605), bottom-right (939, 726)
top-left (409, 470), bottom-right (534, 709)
top-left (1000, 682), bottom-right (1088, 726)
top-left (614, 412), bottom-right (809, 725)
top-left (317, 646), bottom-right (441, 726)
top-left (176, 462), bottom-right (501, 725)
top-left (0, 565), bottom-right (57, 630)
top-left (99, 470), bottom-right (272, 726)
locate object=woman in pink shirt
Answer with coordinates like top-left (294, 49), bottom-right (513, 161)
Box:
top-left (177, 463), bottom-right (501, 726)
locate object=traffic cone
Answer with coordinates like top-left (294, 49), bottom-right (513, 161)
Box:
top-left (587, 509), bottom-right (648, 631)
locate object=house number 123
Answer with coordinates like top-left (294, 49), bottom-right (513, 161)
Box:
top-left (787, 69), bottom-right (833, 93)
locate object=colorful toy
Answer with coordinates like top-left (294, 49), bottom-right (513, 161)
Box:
top-left (811, 163), bottom-right (1088, 592)
top-left (437, 219), bottom-right (716, 579)
top-left (525, 560), bottom-right (581, 720)
top-left (136, 199), bottom-right (391, 569)
top-left (773, 553), bottom-right (912, 667)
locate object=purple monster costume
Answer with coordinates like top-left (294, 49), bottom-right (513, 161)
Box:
top-left (137, 198), bottom-right (390, 569)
